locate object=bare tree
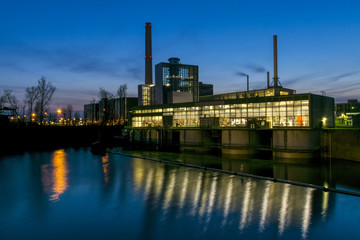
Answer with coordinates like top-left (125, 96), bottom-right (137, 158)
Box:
top-left (2, 89), bottom-right (19, 115)
top-left (35, 76), bottom-right (56, 125)
top-left (117, 84), bottom-right (127, 98)
top-left (64, 104), bottom-right (73, 125)
top-left (25, 86), bottom-right (39, 121)
top-left (117, 84), bottom-right (128, 124)
top-left (0, 93), bottom-right (5, 108)
top-left (98, 87), bottom-right (114, 100)
top-left (98, 88), bottom-right (115, 125)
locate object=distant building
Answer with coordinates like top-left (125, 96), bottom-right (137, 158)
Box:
top-left (155, 58), bottom-right (199, 105)
top-left (335, 99), bottom-right (360, 127)
top-left (335, 99), bottom-right (360, 116)
top-left (84, 97), bottom-right (137, 125)
top-left (199, 82), bottom-right (213, 96)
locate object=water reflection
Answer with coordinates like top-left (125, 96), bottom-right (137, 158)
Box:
top-left (130, 157), bottom-right (334, 239)
top-left (2, 148), bottom-right (360, 240)
top-left (124, 149), bottom-right (360, 193)
top-left (41, 149), bottom-right (68, 202)
top-left (102, 155), bottom-right (110, 185)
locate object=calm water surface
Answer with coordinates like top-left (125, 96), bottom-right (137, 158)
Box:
top-left (0, 148), bottom-right (360, 240)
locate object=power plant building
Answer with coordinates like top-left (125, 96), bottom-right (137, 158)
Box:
top-left (155, 58), bottom-right (199, 105)
top-left (132, 32), bottom-right (334, 129)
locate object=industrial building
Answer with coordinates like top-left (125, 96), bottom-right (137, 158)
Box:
top-left (131, 34), bottom-right (334, 130)
top-left (155, 57), bottom-right (199, 105)
top-left (335, 99), bottom-right (360, 127)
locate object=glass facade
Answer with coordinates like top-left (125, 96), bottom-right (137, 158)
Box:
top-left (132, 98), bottom-right (310, 128)
top-left (155, 60), bottom-right (199, 105)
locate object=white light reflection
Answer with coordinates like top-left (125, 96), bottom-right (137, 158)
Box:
top-left (259, 181), bottom-right (271, 232)
top-left (278, 184), bottom-right (290, 236)
top-left (206, 174), bottom-right (218, 223)
top-left (191, 172), bottom-right (203, 216)
top-left (162, 169), bottom-right (177, 213)
top-left (302, 188), bottom-right (314, 239)
top-left (179, 171), bottom-right (189, 209)
top-left (222, 177), bottom-right (234, 227)
top-left (144, 168), bottom-right (154, 200)
top-left (239, 180), bottom-right (252, 231)
top-left (198, 174), bottom-right (210, 217)
top-left (321, 182), bottom-right (329, 221)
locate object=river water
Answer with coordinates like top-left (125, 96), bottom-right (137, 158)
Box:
top-left (1, 148), bottom-right (360, 239)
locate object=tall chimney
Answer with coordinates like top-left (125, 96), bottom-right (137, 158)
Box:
top-left (145, 22), bottom-right (152, 84)
top-left (247, 75), bottom-right (249, 91)
top-left (267, 71), bottom-right (270, 88)
top-left (273, 35), bottom-right (279, 87)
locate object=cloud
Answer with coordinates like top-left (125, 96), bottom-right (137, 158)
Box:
top-left (244, 64), bottom-right (266, 73)
top-left (235, 71), bottom-right (247, 77)
top-left (329, 71), bottom-right (359, 82)
top-left (126, 67), bottom-right (143, 81)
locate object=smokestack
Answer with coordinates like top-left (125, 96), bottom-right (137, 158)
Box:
top-left (267, 71), bottom-right (270, 88)
top-left (247, 75), bottom-right (249, 91)
top-left (273, 35), bottom-right (279, 87)
top-left (145, 22), bottom-right (152, 84)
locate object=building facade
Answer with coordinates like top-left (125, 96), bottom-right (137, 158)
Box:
top-left (155, 58), bottom-right (199, 105)
top-left (131, 91), bottom-right (334, 129)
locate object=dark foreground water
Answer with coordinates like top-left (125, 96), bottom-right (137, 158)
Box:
top-left (1, 148), bottom-right (360, 240)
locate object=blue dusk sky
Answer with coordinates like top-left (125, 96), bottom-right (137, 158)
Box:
top-left (1, 0), bottom-right (360, 111)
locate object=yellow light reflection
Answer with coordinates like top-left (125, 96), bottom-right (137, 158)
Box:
top-left (50, 149), bottom-right (68, 202)
top-left (153, 168), bottom-right (164, 199)
top-left (133, 159), bottom-right (145, 192)
top-left (144, 168), bottom-right (154, 199)
top-left (102, 155), bottom-right (110, 185)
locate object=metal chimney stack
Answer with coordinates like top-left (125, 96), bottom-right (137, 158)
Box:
top-left (247, 75), bottom-right (249, 91)
top-left (273, 35), bottom-right (279, 87)
top-left (267, 71), bottom-right (270, 88)
top-left (145, 22), bottom-right (152, 84)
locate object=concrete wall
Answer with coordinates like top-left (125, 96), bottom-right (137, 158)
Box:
top-left (180, 129), bottom-right (202, 145)
top-left (272, 129), bottom-right (322, 159)
top-left (273, 129), bottom-right (321, 150)
top-left (130, 128), bottom-right (359, 161)
top-left (323, 129), bottom-right (360, 162)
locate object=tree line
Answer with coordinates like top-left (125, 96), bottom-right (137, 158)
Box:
top-left (0, 76), bottom-right (56, 125)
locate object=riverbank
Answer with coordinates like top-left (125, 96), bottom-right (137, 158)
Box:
top-left (1, 125), bottom-right (123, 154)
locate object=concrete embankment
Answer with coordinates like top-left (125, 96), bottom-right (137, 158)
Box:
top-left (130, 127), bottom-right (360, 161)
top-left (323, 129), bottom-right (360, 162)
